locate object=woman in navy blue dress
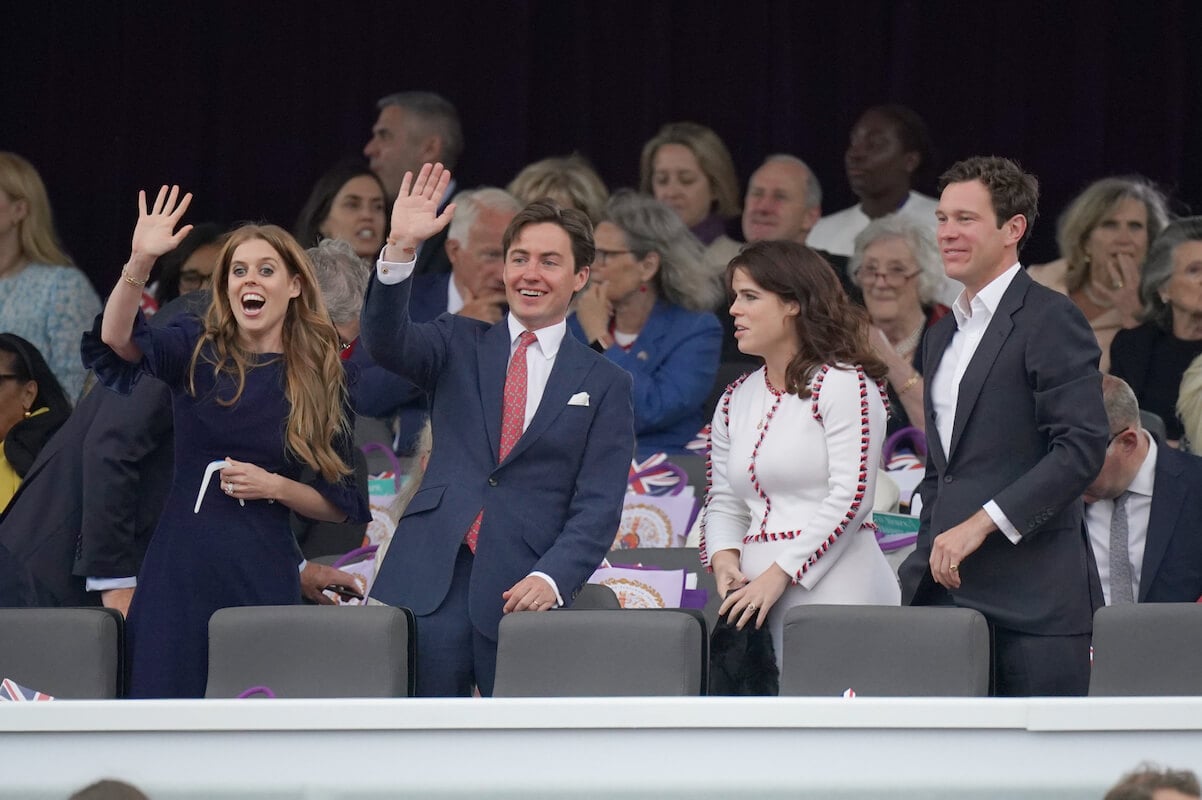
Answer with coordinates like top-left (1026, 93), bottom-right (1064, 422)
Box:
top-left (87, 186), bottom-right (369, 698)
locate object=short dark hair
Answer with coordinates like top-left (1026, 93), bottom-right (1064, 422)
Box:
top-left (151, 222), bottom-right (224, 306)
top-left (1104, 763), bottom-right (1201, 800)
top-left (939, 156), bottom-right (1040, 250)
top-left (69, 780), bottom-right (150, 800)
top-left (502, 199), bottom-right (595, 273)
top-left (376, 91), bottom-right (464, 169)
top-left (864, 104), bottom-right (937, 185)
top-left (0, 332), bottom-right (70, 414)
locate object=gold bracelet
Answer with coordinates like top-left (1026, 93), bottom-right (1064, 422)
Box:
top-left (121, 268), bottom-right (148, 288)
top-left (898, 372), bottom-right (921, 395)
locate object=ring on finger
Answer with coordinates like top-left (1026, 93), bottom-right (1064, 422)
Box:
top-left (747, 603), bottom-right (757, 612)
top-left (949, 563), bottom-right (959, 573)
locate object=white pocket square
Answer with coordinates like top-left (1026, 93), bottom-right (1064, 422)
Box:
top-left (568, 392), bottom-right (590, 407)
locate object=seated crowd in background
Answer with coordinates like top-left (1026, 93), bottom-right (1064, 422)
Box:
top-left (2, 89), bottom-right (1202, 703)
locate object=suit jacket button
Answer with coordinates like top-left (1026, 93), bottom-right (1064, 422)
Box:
top-left (944, 475), bottom-right (954, 483)
top-left (488, 477), bottom-right (498, 487)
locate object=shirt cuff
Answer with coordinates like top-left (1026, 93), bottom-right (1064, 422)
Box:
top-left (528, 571), bottom-right (564, 607)
top-left (87, 576), bottom-right (137, 592)
top-left (376, 247), bottom-right (417, 285)
top-left (298, 559), bottom-right (308, 573)
top-left (983, 501), bottom-right (1021, 544)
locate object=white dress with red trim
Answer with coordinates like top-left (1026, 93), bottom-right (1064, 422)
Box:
top-left (701, 364), bottom-right (901, 660)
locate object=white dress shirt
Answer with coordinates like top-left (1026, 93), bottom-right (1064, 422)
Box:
top-left (376, 252), bottom-right (565, 604)
top-left (447, 276), bottom-right (465, 314)
top-left (929, 262), bottom-right (1023, 543)
top-left (1085, 433), bottom-right (1156, 604)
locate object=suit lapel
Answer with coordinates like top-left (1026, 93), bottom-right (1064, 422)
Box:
top-left (501, 335), bottom-right (591, 466)
top-left (477, 321), bottom-right (511, 464)
top-left (1140, 448), bottom-right (1184, 601)
top-left (947, 271), bottom-right (1027, 460)
top-left (922, 315), bottom-right (955, 472)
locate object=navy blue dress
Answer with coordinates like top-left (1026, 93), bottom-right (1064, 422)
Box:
top-left (84, 313), bottom-right (368, 698)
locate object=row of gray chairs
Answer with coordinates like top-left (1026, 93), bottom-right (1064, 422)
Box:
top-left (495, 602), bottom-right (1202, 697)
top-left (2, 602), bottom-right (1199, 698)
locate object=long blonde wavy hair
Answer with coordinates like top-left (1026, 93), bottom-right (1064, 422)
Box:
top-left (189, 224), bottom-right (351, 481)
top-left (0, 152), bottom-right (73, 266)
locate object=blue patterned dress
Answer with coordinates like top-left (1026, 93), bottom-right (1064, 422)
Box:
top-left (0, 263), bottom-right (101, 401)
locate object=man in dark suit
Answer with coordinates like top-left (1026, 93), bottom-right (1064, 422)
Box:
top-left (899, 156), bottom-right (1109, 696)
top-left (0, 372), bottom-right (172, 611)
top-left (362, 163), bottom-right (635, 697)
top-left (364, 91), bottom-right (463, 276)
top-left (1084, 375), bottom-right (1202, 604)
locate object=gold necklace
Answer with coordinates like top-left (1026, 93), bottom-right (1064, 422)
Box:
top-left (758, 372), bottom-right (784, 430)
top-left (893, 321), bottom-right (925, 359)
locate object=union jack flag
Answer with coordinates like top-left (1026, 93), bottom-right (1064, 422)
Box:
top-left (0, 678), bottom-right (55, 701)
top-left (627, 454), bottom-right (686, 496)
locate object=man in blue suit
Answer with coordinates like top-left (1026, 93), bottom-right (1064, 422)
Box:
top-left (353, 188), bottom-right (521, 455)
top-left (362, 163), bottom-right (635, 696)
top-left (1084, 375), bottom-right (1202, 604)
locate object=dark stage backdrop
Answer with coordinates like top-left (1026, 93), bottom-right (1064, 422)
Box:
top-left (5, 0), bottom-right (1200, 293)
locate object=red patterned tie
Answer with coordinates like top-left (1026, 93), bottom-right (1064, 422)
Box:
top-left (465, 330), bottom-right (537, 553)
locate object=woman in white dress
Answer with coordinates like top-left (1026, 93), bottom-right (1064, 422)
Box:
top-left (701, 240), bottom-right (901, 661)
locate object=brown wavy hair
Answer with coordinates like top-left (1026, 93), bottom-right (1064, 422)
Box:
top-left (189, 224), bottom-right (351, 481)
top-left (726, 240), bottom-right (888, 397)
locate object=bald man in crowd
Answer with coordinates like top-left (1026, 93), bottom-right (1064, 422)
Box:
top-left (1083, 375), bottom-right (1202, 604)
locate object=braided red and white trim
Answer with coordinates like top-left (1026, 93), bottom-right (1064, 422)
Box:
top-left (697, 371), bottom-right (752, 570)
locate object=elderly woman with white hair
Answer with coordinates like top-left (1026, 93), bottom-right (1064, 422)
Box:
top-left (1111, 217), bottom-right (1202, 444)
top-left (848, 215), bottom-right (948, 434)
top-left (308, 237), bottom-right (371, 351)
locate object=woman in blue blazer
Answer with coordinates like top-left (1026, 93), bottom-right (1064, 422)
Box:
top-left (570, 191), bottom-right (722, 456)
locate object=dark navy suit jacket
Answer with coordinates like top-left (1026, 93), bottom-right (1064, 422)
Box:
top-left (349, 272), bottom-right (451, 453)
top-left (0, 377), bottom-right (172, 607)
top-left (361, 274), bottom-right (635, 640)
top-left (1133, 444), bottom-right (1202, 602)
top-left (567, 299), bottom-right (721, 457)
top-left (900, 269), bottom-right (1110, 635)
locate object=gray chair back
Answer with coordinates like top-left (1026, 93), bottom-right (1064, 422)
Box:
top-left (779, 605), bottom-right (990, 696)
top-left (205, 605), bottom-right (415, 698)
top-left (668, 454), bottom-right (709, 493)
top-left (0, 607), bottom-right (123, 698)
top-left (571, 582), bottom-right (621, 609)
top-left (607, 547), bottom-right (719, 631)
top-left (1140, 410), bottom-right (1168, 443)
top-left (1089, 603), bottom-right (1202, 696)
top-left (493, 609), bottom-right (706, 696)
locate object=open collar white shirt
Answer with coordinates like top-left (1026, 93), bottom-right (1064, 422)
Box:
top-left (929, 262), bottom-right (1024, 543)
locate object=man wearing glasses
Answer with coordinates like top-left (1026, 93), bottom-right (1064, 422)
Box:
top-left (848, 215), bottom-right (949, 435)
